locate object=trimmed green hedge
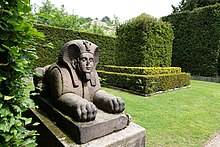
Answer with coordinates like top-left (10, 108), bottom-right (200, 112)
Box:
top-left (34, 24), bottom-right (116, 68)
top-left (163, 4), bottom-right (220, 77)
top-left (115, 13), bottom-right (174, 67)
top-left (103, 65), bottom-right (182, 75)
top-left (98, 70), bottom-right (190, 95)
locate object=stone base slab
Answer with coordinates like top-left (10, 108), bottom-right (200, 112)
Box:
top-left (26, 108), bottom-right (146, 147)
top-left (31, 95), bottom-right (130, 144)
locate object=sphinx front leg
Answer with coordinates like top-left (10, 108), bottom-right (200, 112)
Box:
top-left (56, 93), bottom-right (97, 122)
top-left (93, 90), bottom-right (125, 113)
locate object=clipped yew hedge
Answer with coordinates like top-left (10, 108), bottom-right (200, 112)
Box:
top-left (98, 70), bottom-right (190, 95)
top-left (98, 66), bottom-right (190, 95)
top-left (34, 24), bottom-right (116, 68)
top-left (163, 4), bottom-right (220, 77)
top-left (115, 13), bottom-right (174, 67)
top-left (103, 65), bottom-right (182, 75)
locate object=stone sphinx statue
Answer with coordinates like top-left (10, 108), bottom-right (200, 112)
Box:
top-left (35, 40), bottom-right (125, 122)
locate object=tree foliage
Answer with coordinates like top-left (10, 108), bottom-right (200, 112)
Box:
top-left (172, 0), bottom-right (220, 12)
top-left (33, 0), bottom-right (89, 31)
top-left (0, 0), bottom-right (44, 146)
top-left (32, 0), bottom-right (119, 36)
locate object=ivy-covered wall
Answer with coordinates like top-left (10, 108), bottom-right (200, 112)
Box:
top-left (115, 13), bottom-right (174, 67)
top-left (34, 24), bottom-right (116, 68)
top-left (163, 4), bottom-right (220, 77)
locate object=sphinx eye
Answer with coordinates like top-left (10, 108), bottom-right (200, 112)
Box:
top-left (89, 58), bottom-right (93, 62)
top-left (81, 58), bottom-right (86, 62)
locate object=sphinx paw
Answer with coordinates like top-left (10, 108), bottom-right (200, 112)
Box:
top-left (108, 97), bottom-right (125, 113)
top-left (76, 102), bottom-right (97, 121)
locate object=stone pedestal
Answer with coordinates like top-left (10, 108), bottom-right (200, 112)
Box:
top-left (31, 95), bottom-right (130, 144)
top-left (27, 95), bottom-right (146, 146)
top-left (26, 108), bottom-right (146, 147)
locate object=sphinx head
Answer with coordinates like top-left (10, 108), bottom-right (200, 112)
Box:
top-left (58, 40), bottom-right (99, 81)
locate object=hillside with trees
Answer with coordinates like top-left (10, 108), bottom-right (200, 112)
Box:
top-left (32, 0), bottom-right (120, 36)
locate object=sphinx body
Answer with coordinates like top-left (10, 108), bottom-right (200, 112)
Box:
top-left (36, 40), bottom-right (125, 122)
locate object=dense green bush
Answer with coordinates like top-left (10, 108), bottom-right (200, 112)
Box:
top-left (163, 4), bottom-right (220, 77)
top-left (0, 0), bottom-right (44, 146)
top-left (98, 70), bottom-right (190, 95)
top-left (115, 13), bottom-right (174, 67)
top-left (34, 24), bottom-right (116, 68)
top-left (103, 65), bottom-right (182, 75)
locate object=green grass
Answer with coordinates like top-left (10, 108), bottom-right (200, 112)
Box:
top-left (102, 80), bottom-right (220, 147)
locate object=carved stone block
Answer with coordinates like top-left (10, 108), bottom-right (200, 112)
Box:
top-left (32, 95), bottom-right (130, 144)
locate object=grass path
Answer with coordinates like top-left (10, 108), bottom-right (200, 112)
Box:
top-left (102, 80), bottom-right (220, 146)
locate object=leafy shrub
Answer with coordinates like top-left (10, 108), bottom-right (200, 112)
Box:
top-left (0, 0), bottom-right (44, 146)
top-left (163, 4), bottom-right (220, 77)
top-left (115, 13), bottom-right (174, 67)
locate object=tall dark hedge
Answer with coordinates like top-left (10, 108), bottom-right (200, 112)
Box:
top-left (34, 24), bottom-right (116, 68)
top-left (163, 4), bottom-right (220, 77)
top-left (115, 13), bottom-right (174, 67)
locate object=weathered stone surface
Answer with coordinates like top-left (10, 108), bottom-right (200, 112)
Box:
top-left (85, 122), bottom-right (146, 147)
top-left (26, 108), bottom-right (145, 147)
top-left (31, 95), bottom-right (130, 144)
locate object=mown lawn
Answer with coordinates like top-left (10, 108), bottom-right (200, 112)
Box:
top-left (102, 80), bottom-right (220, 146)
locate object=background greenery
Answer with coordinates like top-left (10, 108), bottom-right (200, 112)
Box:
top-left (34, 24), bottom-right (116, 68)
top-left (33, 13), bottom-right (189, 96)
top-left (32, 0), bottom-right (120, 36)
top-left (163, 4), bottom-right (220, 77)
top-left (32, 0), bottom-right (220, 77)
top-left (103, 80), bottom-right (220, 146)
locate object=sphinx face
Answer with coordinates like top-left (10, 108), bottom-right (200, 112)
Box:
top-left (78, 52), bottom-right (94, 73)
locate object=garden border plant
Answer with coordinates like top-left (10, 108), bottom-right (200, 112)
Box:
top-left (0, 0), bottom-right (44, 146)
